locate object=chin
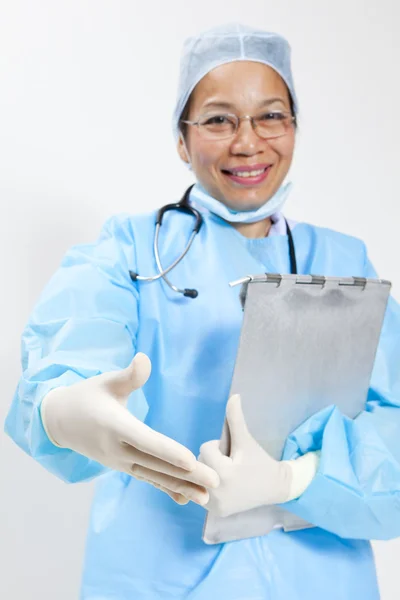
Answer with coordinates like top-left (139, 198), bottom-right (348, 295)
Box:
top-left (222, 198), bottom-right (266, 212)
top-left (221, 187), bottom-right (273, 211)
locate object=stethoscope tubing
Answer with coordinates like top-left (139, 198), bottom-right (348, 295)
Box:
top-left (129, 185), bottom-right (297, 298)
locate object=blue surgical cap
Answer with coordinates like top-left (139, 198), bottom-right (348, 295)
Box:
top-left (172, 23), bottom-right (298, 145)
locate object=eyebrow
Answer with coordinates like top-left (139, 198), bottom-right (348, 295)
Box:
top-left (202, 97), bottom-right (286, 110)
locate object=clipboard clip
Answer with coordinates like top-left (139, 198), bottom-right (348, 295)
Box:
top-left (229, 274), bottom-right (391, 288)
top-left (229, 274), bottom-right (391, 310)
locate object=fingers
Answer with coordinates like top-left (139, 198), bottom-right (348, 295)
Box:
top-left (122, 445), bottom-right (220, 488)
top-left (105, 353), bottom-right (152, 399)
top-left (199, 439), bottom-right (231, 472)
top-left (132, 466), bottom-right (209, 506)
top-left (225, 394), bottom-right (250, 457)
top-left (151, 482), bottom-right (189, 505)
top-left (120, 416), bottom-right (197, 472)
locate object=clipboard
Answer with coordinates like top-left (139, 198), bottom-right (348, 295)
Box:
top-left (203, 273), bottom-right (391, 544)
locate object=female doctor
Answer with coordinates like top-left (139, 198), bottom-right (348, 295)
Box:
top-left (5, 23), bottom-right (400, 600)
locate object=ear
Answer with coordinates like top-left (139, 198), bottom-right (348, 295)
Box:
top-left (177, 135), bottom-right (190, 164)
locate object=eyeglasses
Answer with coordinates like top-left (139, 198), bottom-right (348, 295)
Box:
top-left (180, 110), bottom-right (296, 141)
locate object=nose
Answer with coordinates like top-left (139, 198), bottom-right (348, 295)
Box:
top-left (230, 116), bottom-right (264, 154)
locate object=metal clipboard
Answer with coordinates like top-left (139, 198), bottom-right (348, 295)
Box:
top-left (203, 273), bottom-right (391, 545)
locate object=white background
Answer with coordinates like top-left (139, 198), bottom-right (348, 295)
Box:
top-left (1, 1), bottom-right (399, 598)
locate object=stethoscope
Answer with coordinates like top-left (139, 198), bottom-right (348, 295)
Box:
top-left (129, 184), bottom-right (298, 298)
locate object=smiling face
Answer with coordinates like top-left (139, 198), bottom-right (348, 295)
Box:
top-left (177, 61), bottom-right (296, 211)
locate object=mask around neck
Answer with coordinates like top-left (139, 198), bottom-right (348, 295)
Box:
top-left (189, 181), bottom-right (292, 224)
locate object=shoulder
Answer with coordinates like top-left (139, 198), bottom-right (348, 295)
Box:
top-left (93, 211), bottom-right (159, 274)
top-left (292, 219), bottom-right (366, 252)
top-left (289, 219), bottom-right (369, 274)
top-left (59, 210), bottom-right (158, 275)
top-left (275, 212), bottom-right (367, 255)
top-left (100, 209), bottom-right (157, 242)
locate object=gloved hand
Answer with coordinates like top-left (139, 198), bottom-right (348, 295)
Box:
top-left (199, 394), bottom-right (320, 518)
top-left (40, 352), bottom-right (220, 506)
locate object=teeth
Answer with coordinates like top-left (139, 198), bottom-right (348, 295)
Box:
top-left (229, 168), bottom-right (266, 178)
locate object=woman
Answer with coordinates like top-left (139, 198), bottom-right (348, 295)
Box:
top-left (5, 22), bottom-right (400, 600)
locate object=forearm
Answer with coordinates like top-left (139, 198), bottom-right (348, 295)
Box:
top-left (5, 368), bottom-right (108, 483)
top-left (280, 405), bottom-right (400, 540)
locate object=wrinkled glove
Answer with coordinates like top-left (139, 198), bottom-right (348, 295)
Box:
top-left (199, 394), bottom-right (319, 518)
top-left (41, 352), bottom-right (219, 506)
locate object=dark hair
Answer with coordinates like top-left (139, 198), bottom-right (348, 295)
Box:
top-left (178, 91), bottom-right (297, 142)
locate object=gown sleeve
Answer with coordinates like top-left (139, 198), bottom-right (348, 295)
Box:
top-left (280, 244), bottom-right (400, 540)
top-left (4, 215), bottom-right (146, 483)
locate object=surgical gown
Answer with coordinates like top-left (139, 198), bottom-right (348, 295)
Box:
top-left (5, 187), bottom-right (400, 600)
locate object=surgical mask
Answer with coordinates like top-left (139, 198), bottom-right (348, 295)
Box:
top-left (190, 181), bottom-right (292, 224)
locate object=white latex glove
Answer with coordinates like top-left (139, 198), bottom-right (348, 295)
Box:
top-left (199, 394), bottom-right (320, 518)
top-left (40, 353), bottom-right (219, 506)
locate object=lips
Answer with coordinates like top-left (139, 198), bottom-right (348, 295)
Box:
top-left (223, 167), bottom-right (268, 176)
top-left (222, 165), bottom-right (272, 186)
top-left (222, 163), bottom-right (271, 174)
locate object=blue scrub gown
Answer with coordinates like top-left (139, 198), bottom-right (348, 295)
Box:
top-left (5, 185), bottom-right (400, 599)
